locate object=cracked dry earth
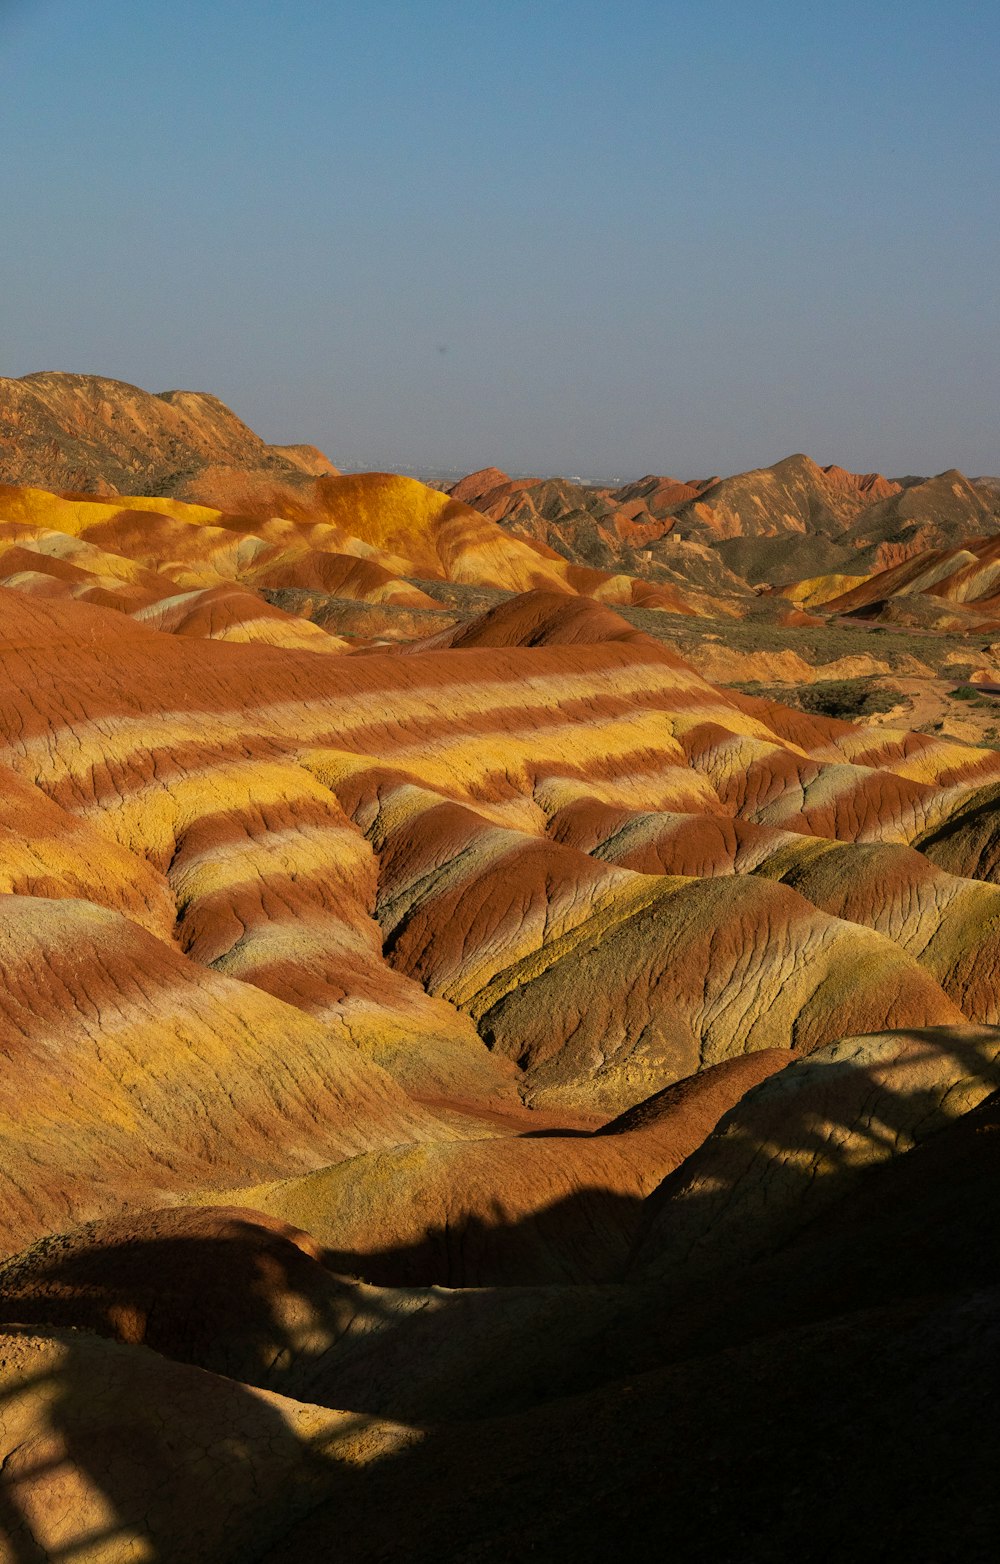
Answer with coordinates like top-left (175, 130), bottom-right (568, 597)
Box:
top-left (0, 476), bottom-right (997, 1559)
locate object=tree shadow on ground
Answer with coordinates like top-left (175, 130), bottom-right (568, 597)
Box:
top-left (0, 1209), bottom-right (377, 1561)
top-left (0, 1322), bottom-right (350, 1562)
top-left (2, 1032), bottom-right (999, 1559)
top-left (260, 1284), bottom-right (1000, 1564)
top-left (317, 1186), bottom-right (644, 1290)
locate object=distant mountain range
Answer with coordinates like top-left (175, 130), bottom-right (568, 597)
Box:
top-left (2, 372), bottom-right (998, 635)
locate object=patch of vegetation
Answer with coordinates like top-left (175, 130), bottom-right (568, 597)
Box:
top-left (949, 684), bottom-right (996, 707)
top-left (731, 679), bottom-right (906, 720)
top-left (619, 605), bottom-right (981, 676)
top-left (797, 681), bottom-right (904, 718)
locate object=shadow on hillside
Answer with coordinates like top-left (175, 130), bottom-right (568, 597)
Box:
top-left (516, 1126), bottom-right (593, 1138)
top-left (0, 1209), bottom-right (408, 1558)
top-left (318, 1187), bottom-right (644, 1289)
top-left (0, 1212), bottom-right (372, 1388)
top-left (1, 1030), bottom-right (999, 1557)
top-left (630, 1028), bottom-right (1000, 1272)
top-left (0, 1203), bottom-right (632, 1461)
top-left (915, 782), bottom-right (1000, 869)
top-left (260, 1284), bottom-right (1000, 1564)
top-left (0, 1328), bottom-right (344, 1562)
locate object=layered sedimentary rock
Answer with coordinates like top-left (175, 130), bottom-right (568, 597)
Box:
top-left (0, 470), bottom-right (707, 646)
top-left (0, 406), bottom-right (998, 1556)
top-left (801, 531), bottom-right (1000, 629)
top-left (0, 575), bottom-right (995, 1233)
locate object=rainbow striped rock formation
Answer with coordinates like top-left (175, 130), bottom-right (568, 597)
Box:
top-left (0, 382), bottom-right (997, 1560)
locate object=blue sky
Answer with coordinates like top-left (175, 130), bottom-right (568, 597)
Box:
top-left (1, 0), bottom-right (998, 477)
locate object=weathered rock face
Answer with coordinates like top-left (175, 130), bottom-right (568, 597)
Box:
top-left (445, 465), bottom-right (750, 606)
top-left (447, 453), bottom-right (998, 604)
top-left (0, 370), bottom-right (340, 504)
top-left (665, 453), bottom-right (871, 542)
top-left (802, 529), bottom-right (1000, 629)
top-left (821, 463), bottom-right (901, 505)
top-left (621, 456), bottom-right (908, 552)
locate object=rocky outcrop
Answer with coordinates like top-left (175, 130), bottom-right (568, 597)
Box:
top-left (0, 370), bottom-right (339, 505)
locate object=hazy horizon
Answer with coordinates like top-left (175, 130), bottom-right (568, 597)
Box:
top-left (2, 1), bottom-right (998, 477)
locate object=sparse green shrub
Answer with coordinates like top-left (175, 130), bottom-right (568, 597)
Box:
top-left (794, 680), bottom-right (902, 718)
top-left (949, 685), bottom-right (994, 706)
top-left (733, 678), bottom-right (904, 720)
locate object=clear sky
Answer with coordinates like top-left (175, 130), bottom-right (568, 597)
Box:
top-left (1, 0), bottom-right (998, 478)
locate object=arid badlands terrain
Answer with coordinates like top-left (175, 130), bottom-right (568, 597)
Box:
top-left (0, 372), bottom-right (998, 1561)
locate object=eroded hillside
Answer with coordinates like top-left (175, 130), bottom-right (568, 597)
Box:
top-left (0, 376), bottom-right (998, 1561)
